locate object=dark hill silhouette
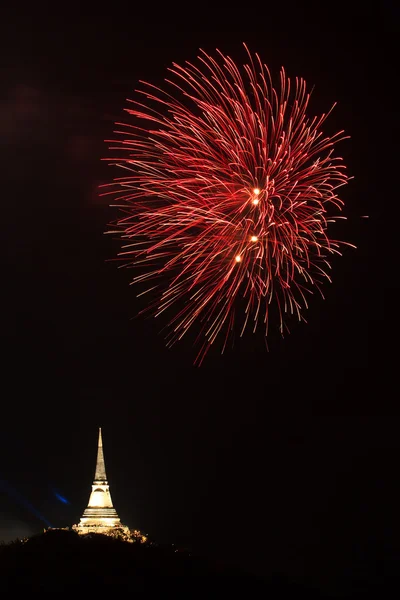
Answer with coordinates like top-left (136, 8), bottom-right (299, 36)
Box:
top-left (3, 529), bottom-right (400, 596)
top-left (0, 529), bottom-right (328, 595)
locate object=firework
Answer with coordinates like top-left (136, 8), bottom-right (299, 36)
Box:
top-left (102, 45), bottom-right (353, 364)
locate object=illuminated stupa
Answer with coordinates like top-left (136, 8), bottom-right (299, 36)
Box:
top-left (73, 428), bottom-right (130, 537)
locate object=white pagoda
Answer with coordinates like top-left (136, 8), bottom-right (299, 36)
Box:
top-left (72, 427), bottom-right (131, 538)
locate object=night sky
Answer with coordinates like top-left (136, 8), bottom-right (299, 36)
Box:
top-left (1, 3), bottom-right (399, 593)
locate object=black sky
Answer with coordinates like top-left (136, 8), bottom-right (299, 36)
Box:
top-left (1, 3), bottom-right (399, 592)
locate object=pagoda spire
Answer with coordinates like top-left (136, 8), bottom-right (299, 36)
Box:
top-left (94, 427), bottom-right (107, 483)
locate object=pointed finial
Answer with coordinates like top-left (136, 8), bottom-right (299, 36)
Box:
top-left (94, 427), bottom-right (107, 482)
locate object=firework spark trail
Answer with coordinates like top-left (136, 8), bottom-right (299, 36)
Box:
top-left (102, 45), bottom-right (354, 364)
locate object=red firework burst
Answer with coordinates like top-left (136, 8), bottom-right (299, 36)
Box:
top-left (102, 45), bottom-right (354, 364)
